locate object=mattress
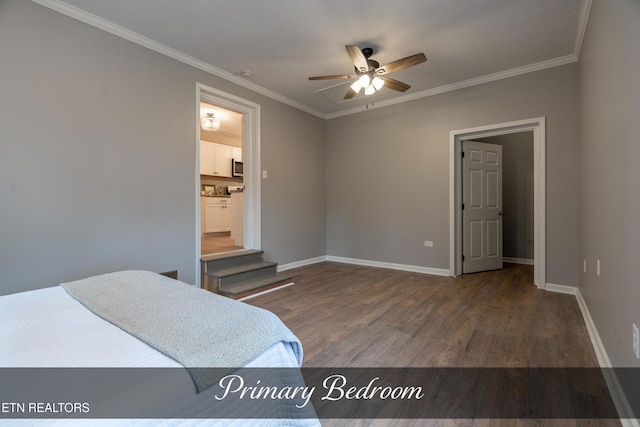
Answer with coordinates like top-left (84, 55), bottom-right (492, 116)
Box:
top-left (0, 284), bottom-right (319, 426)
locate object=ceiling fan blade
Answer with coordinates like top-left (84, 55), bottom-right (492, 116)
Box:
top-left (379, 76), bottom-right (410, 92)
top-left (344, 88), bottom-right (358, 100)
top-left (345, 45), bottom-right (369, 72)
top-left (377, 53), bottom-right (427, 75)
top-left (308, 74), bottom-right (355, 80)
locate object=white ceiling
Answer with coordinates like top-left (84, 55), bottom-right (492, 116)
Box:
top-left (38, 0), bottom-right (589, 119)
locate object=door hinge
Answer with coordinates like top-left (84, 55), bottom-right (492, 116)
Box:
top-left (461, 203), bottom-right (465, 210)
top-left (462, 255), bottom-right (465, 262)
top-left (461, 151), bottom-right (465, 158)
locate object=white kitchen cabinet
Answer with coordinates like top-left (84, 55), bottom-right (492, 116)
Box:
top-left (205, 204), bottom-right (226, 233)
top-left (215, 143), bottom-right (232, 177)
top-left (199, 141), bottom-right (216, 176)
top-left (232, 146), bottom-right (242, 162)
top-left (222, 202), bottom-right (232, 231)
top-left (202, 197), bottom-right (232, 233)
top-left (200, 140), bottom-right (233, 177)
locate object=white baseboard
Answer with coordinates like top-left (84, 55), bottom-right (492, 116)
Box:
top-left (326, 255), bottom-right (450, 276)
top-left (278, 256), bottom-right (327, 272)
top-left (546, 284), bottom-right (638, 424)
top-left (503, 257), bottom-right (534, 265)
top-left (545, 282), bottom-right (578, 295)
top-left (575, 289), bottom-right (639, 426)
top-left (279, 255), bottom-right (449, 277)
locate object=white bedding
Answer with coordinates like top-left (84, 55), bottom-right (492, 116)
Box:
top-left (1, 286), bottom-right (186, 368)
top-left (0, 285), bottom-right (320, 426)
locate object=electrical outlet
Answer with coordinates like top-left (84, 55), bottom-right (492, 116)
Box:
top-left (262, 170), bottom-right (268, 179)
top-left (633, 324), bottom-right (640, 359)
top-left (424, 241), bottom-right (433, 247)
top-left (596, 259), bottom-right (600, 276)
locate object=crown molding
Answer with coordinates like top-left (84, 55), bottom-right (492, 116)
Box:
top-left (30, 0), bottom-right (327, 120)
top-left (574, 0), bottom-right (593, 60)
top-left (32, 0), bottom-right (591, 122)
top-left (326, 54), bottom-right (578, 119)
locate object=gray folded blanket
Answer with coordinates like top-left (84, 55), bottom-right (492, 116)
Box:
top-left (61, 270), bottom-right (302, 392)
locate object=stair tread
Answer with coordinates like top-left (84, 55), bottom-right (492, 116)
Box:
top-left (206, 261), bottom-right (278, 278)
top-left (218, 273), bottom-right (294, 295)
top-left (200, 249), bottom-right (263, 263)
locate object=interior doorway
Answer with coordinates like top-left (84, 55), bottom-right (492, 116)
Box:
top-left (474, 132), bottom-right (534, 268)
top-left (199, 101), bottom-right (244, 256)
top-left (449, 117), bottom-right (546, 288)
top-left (196, 83), bottom-right (261, 286)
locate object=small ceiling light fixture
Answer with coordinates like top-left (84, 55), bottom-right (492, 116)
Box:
top-left (350, 72), bottom-right (385, 96)
top-left (201, 113), bottom-right (221, 131)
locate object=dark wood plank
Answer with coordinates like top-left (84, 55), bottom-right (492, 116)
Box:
top-left (247, 263), bottom-right (621, 426)
top-left (247, 262), bottom-right (600, 368)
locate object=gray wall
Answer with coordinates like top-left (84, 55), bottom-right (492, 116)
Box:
top-left (578, 0), bottom-right (640, 367)
top-left (477, 132), bottom-right (534, 261)
top-left (0, 0), bottom-right (326, 295)
top-left (326, 64), bottom-right (579, 287)
top-left (261, 103), bottom-right (326, 264)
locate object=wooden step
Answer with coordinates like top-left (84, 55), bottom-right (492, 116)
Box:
top-left (200, 249), bottom-right (264, 272)
top-left (205, 261), bottom-right (278, 289)
top-left (200, 248), bottom-right (292, 298)
top-left (218, 272), bottom-right (294, 298)
top-left (208, 260), bottom-right (278, 280)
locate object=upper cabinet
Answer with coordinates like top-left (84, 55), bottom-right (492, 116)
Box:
top-left (232, 147), bottom-right (242, 162)
top-left (214, 143), bottom-right (232, 177)
top-left (200, 141), bottom-right (239, 177)
top-left (200, 141), bottom-right (216, 176)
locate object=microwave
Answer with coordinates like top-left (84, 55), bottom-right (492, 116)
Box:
top-left (232, 159), bottom-right (243, 177)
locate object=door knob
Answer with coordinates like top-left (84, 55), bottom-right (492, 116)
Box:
top-left (498, 211), bottom-right (504, 216)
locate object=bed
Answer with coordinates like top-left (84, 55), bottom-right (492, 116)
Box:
top-left (0, 270), bottom-right (320, 426)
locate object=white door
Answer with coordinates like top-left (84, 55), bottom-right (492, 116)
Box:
top-left (462, 141), bottom-right (503, 273)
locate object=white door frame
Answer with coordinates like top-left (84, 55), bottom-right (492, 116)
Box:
top-left (449, 117), bottom-right (545, 288)
top-left (195, 83), bottom-right (261, 286)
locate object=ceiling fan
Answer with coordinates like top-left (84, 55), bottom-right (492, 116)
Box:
top-left (308, 45), bottom-right (427, 100)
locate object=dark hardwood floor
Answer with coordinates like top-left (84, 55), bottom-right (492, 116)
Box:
top-left (247, 262), bottom-right (621, 427)
top-left (248, 262), bottom-right (597, 368)
top-left (201, 234), bottom-right (243, 255)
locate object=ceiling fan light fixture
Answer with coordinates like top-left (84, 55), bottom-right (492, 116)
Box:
top-left (372, 76), bottom-right (384, 90)
top-left (364, 84), bottom-right (376, 96)
top-left (201, 113), bottom-right (220, 131)
top-left (358, 73), bottom-right (371, 88)
top-left (310, 45), bottom-right (426, 102)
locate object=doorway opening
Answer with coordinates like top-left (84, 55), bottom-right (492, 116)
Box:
top-left (449, 117), bottom-right (546, 288)
top-left (474, 132), bottom-right (534, 268)
top-left (196, 83), bottom-right (261, 286)
top-left (199, 101), bottom-right (244, 256)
